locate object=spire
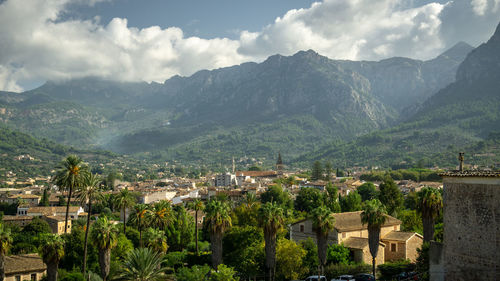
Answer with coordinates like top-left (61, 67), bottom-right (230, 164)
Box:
top-left (276, 152), bottom-right (283, 165)
top-left (232, 157), bottom-right (235, 174)
top-left (459, 152), bottom-right (464, 172)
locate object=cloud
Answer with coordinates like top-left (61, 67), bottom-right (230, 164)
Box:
top-left (0, 0), bottom-right (499, 91)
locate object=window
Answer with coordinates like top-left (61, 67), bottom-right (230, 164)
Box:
top-left (391, 243), bottom-right (397, 252)
top-left (31, 273), bottom-right (37, 281)
top-left (394, 225), bottom-right (398, 230)
top-left (300, 225), bottom-right (304, 232)
top-left (342, 233), bottom-right (346, 238)
top-left (15, 275), bottom-right (21, 281)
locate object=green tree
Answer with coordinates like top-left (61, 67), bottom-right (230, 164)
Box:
top-left (205, 199), bottom-right (232, 269)
top-left (147, 201), bottom-right (173, 231)
top-left (309, 206), bottom-right (335, 277)
top-left (0, 224), bottom-right (12, 281)
top-left (340, 191), bottom-right (362, 212)
top-left (209, 264), bottom-right (239, 281)
top-left (260, 184), bottom-right (293, 209)
top-left (166, 205), bottom-right (194, 251)
top-left (54, 155), bottom-right (88, 234)
top-left (276, 239), bottom-right (307, 280)
top-left (295, 187), bottom-right (324, 213)
top-left (361, 199), bottom-right (387, 278)
top-left (39, 234), bottom-right (65, 281)
top-left (300, 238), bottom-right (319, 276)
top-left (129, 204), bottom-right (150, 247)
top-left (143, 228), bottom-right (168, 253)
top-left (188, 199), bottom-right (204, 255)
top-left (324, 162), bottom-right (333, 182)
top-left (357, 182), bottom-right (378, 201)
top-left (379, 178), bottom-right (403, 215)
top-left (417, 187), bottom-right (443, 242)
top-left (91, 216), bottom-right (118, 281)
top-left (311, 161), bottom-right (323, 181)
top-left (259, 202), bottom-right (285, 281)
top-left (113, 189), bottom-right (136, 233)
top-left (398, 209), bottom-right (423, 234)
top-left (176, 265), bottom-right (211, 281)
top-left (326, 243), bottom-right (351, 265)
top-left (39, 188), bottom-right (50, 206)
top-left (117, 248), bottom-right (166, 281)
top-left (76, 172), bottom-right (102, 276)
top-left (222, 225), bottom-right (263, 278)
top-left (324, 183), bottom-right (341, 212)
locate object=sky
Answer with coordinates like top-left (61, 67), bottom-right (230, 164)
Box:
top-left (0, 0), bottom-right (499, 92)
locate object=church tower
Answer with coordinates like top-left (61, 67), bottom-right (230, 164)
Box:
top-left (276, 152), bottom-right (284, 177)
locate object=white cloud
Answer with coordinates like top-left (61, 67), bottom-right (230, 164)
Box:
top-left (0, 0), bottom-right (499, 91)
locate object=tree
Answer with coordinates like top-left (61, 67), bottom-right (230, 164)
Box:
top-left (295, 187), bottom-right (324, 213)
top-left (311, 161), bottom-right (323, 181)
top-left (147, 200), bottom-right (173, 231)
top-left (39, 234), bottom-right (65, 281)
top-left (340, 191), bottom-right (362, 212)
top-left (309, 206), bottom-right (335, 277)
top-left (91, 216), bottom-right (118, 281)
top-left (39, 188), bottom-right (50, 206)
top-left (76, 172), bottom-right (102, 276)
top-left (204, 199), bottom-right (232, 269)
top-left (188, 199), bottom-right (204, 255)
top-left (166, 205), bottom-right (194, 251)
top-left (324, 162), bottom-right (333, 182)
top-left (378, 178), bottom-right (403, 215)
top-left (326, 243), bottom-right (351, 265)
top-left (361, 199), bottom-right (387, 278)
top-left (129, 204), bottom-right (150, 247)
top-left (324, 183), bottom-right (341, 213)
top-left (143, 228), bottom-right (168, 253)
top-left (54, 155), bottom-right (88, 234)
top-left (117, 248), bottom-right (166, 281)
top-left (417, 187), bottom-right (443, 242)
top-left (300, 238), bottom-right (319, 276)
top-left (0, 224), bottom-right (12, 281)
top-left (276, 239), bottom-right (307, 280)
top-left (259, 202), bottom-right (285, 281)
top-left (357, 182), bottom-right (378, 201)
top-left (113, 188), bottom-right (136, 233)
top-left (260, 184), bottom-right (293, 209)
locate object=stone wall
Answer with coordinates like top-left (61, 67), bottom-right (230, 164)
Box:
top-left (442, 177), bottom-right (500, 281)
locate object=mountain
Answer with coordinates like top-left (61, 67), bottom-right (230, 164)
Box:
top-left (0, 42), bottom-right (473, 165)
top-left (298, 23), bottom-right (500, 169)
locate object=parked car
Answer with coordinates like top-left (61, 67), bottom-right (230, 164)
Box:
top-left (331, 275), bottom-right (355, 281)
top-left (304, 276), bottom-right (327, 281)
top-left (353, 273), bottom-right (375, 281)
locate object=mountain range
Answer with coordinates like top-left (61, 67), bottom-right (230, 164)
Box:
top-left (1, 22), bottom-right (499, 169)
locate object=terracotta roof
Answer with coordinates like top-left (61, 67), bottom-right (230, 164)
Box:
top-left (8, 194), bottom-right (40, 199)
top-left (333, 211), bottom-right (401, 232)
top-left (5, 254), bottom-right (46, 275)
top-left (382, 231), bottom-right (422, 242)
top-left (342, 237), bottom-right (385, 250)
top-left (235, 171), bottom-right (277, 177)
top-left (27, 206), bottom-right (81, 216)
top-left (439, 170), bottom-right (500, 177)
top-left (44, 215), bottom-right (67, 222)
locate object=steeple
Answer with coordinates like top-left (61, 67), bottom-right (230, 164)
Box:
top-left (276, 152), bottom-right (284, 176)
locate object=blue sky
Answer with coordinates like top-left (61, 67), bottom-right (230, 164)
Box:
top-left (65, 0), bottom-right (318, 39)
top-left (0, 0), bottom-right (499, 92)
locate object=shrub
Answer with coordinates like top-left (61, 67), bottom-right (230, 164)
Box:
top-left (324, 263), bottom-right (371, 279)
top-left (377, 260), bottom-right (415, 281)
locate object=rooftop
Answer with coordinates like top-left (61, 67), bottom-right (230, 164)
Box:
top-left (333, 211), bottom-right (401, 232)
top-left (382, 231), bottom-right (422, 242)
top-left (5, 254), bottom-right (46, 275)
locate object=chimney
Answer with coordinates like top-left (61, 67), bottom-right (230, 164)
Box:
top-left (459, 152), bottom-right (464, 172)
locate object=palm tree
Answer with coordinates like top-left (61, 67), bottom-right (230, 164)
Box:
top-left (204, 199), bottom-right (232, 269)
top-left (113, 188), bottom-right (136, 233)
top-left (0, 224), bottom-right (12, 281)
top-left (147, 200), bottom-right (173, 231)
top-left (143, 228), bottom-right (168, 253)
top-left (91, 216), bottom-right (118, 281)
top-left (76, 172), bottom-right (102, 276)
top-left (129, 204), bottom-right (150, 247)
top-left (361, 199), bottom-right (387, 279)
top-left (188, 199), bottom-right (204, 255)
top-left (117, 248), bottom-right (166, 281)
top-left (417, 187), bottom-right (443, 242)
top-left (54, 155), bottom-right (88, 234)
top-left (309, 206), bottom-right (335, 277)
top-left (259, 202), bottom-right (284, 281)
top-left (39, 234), bottom-right (64, 281)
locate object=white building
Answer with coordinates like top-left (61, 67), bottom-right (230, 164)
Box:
top-left (214, 173), bottom-right (236, 187)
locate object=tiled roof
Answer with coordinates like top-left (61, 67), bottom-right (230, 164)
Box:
top-left (333, 211), bottom-right (401, 232)
top-left (2, 215), bottom-right (33, 221)
top-left (235, 171), bottom-right (277, 177)
top-left (342, 237), bottom-right (386, 250)
top-left (439, 170), bottom-right (500, 177)
top-left (5, 254), bottom-right (46, 275)
top-left (27, 206), bottom-right (81, 216)
top-left (382, 231), bottom-right (421, 242)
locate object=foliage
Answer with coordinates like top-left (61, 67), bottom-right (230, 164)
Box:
top-left (295, 187), bottom-right (324, 213)
top-left (326, 244), bottom-right (351, 265)
top-left (117, 248), bottom-right (166, 281)
top-left (222, 226), bottom-right (263, 277)
top-left (415, 242), bottom-right (430, 281)
top-left (324, 263), bottom-right (371, 279)
top-left (176, 265), bottom-right (210, 281)
top-left (397, 209), bottom-right (423, 234)
top-left (378, 178), bottom-right (403, 215)
top-left (357, 182), bottom-right (378, 201)
top-left (275, 239), bottom-right (307, 280)
top-left (300, 238), bottom-right (319, 276)
top-left (311, 161), bottom-right (323, 181)
top-left (111, 234), bottom-right (133, 262)
top-left (165, 205), bottom-right (194, 251)
top-left (209, 264), bottom-right (239, 281)
top-left (260, 184), bottom-right (293, 209)
top-left (340, 191), bottom-right (362, 212)
top-left (377, 260), bottom-right (416, 281)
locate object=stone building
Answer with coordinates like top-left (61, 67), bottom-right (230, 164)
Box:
top-left (5, 254), bottom-right (46, 281)
top-left (440, 171), bottom-right (500, 280)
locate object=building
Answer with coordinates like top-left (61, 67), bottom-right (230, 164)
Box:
top-left (290, 211), bottom-right (422, 265)
top-left (438, 170), bottom-right (500, 280)
top-left (17, 206), bottom-right (84, 219)
top-left (5, 254), bottom-right (46, 281)
top-left (214, 173), bottom-right (236, 187)
top-left (2, 216), bottom-right (33, 227)
top-left (0, 194), bottom-right (40, 206)
top-left (43, 215), bottom-right (71, 235)
top-left (138, 190), bottom-right (177, 204)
